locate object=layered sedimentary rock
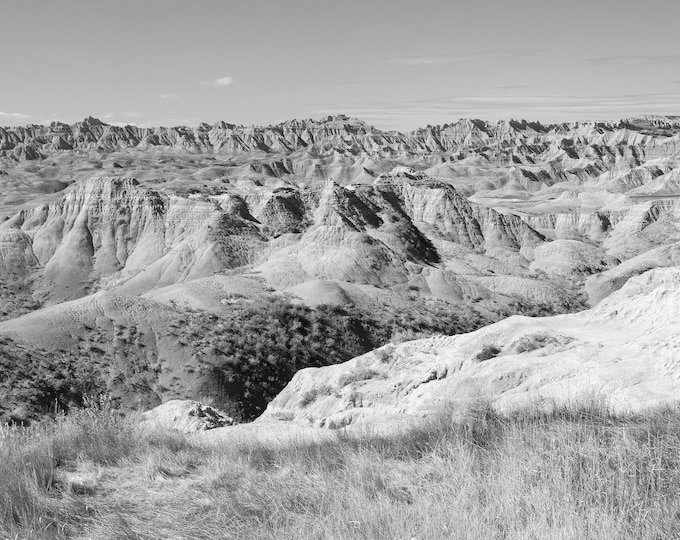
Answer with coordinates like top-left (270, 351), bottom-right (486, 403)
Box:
top-left (2, 114), bottom-right (680, 422)
top-left (0, 169), bottom-right (560, 311)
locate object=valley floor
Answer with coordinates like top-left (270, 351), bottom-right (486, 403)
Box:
top-left (2, 400), bottom-right (680, 539)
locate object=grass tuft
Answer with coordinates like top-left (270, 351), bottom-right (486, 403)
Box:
top-left (4, 398), bottom-right (680, 538)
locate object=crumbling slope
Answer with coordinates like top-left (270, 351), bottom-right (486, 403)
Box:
top-left (260, 268), bottom-right (680, 428)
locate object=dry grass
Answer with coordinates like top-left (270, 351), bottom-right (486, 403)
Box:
top-left (3, 400), bottom-right (680, 539)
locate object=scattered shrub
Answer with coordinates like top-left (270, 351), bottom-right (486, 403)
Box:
top-left (337, 367), bottom-right (385, 387)
top-left (512, 332), bottom-right (569, 354)
top-left (197, 298), bottom-right (375, 420)
top-left (51, 396), bottom-right (138, 466)
top-left (474, 345), bottom-right (501, 362)
top-left (0, 337), bottom-right (106, 424)
top-left (199, 295), bottom-right (489, 421)
top-left (299, 385), bottom-right (334, 407)
top-left (1, 293), bottom-right (491, 424)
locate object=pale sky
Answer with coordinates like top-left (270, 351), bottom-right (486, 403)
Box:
top-left (1, 0), bottom-right (679, 131)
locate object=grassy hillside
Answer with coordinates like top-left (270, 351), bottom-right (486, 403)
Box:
top-left (0, 293), bottom-right (488, 423)
top-left (2, 400), bottom-right (680, 539)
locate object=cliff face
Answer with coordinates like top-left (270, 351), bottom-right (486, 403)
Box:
top-left (2, 115), bottom-right (680, 312)
top-left (0, 228), bottom-right (37, 278)
top-left (0, 167), bottom-right (551, 308)
top-left (1, 177), bottom-right (266, 303)
top-left (376, 168), bottom-right (544, 256)
top-left (4, 178), bottom-right (168, 302)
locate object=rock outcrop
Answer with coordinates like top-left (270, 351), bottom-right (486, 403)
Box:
top-left (260, 268), bottom-right (680, 428)
top-left (142, 400), bottom-right (234, 432)
top-left (0, 168), bottom-right (563, 313)
top-left (3, 114), bottom-right (680, 422)
top-left (2, 115), bottom-right (680, 308)
top-left (2, 115), bottom-right (679, 162)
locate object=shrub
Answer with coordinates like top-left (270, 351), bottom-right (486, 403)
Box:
top-left (51, 396), bottom-right (139, 466)
top-left (337, 367), bottom-right (385, 387)
top-left (199, 295), bottom-right (490, 422)
top-left (198, 297), bottom-right (375, 420)
top-left (0, 337), bottom-right (106, 424)
top-left (299, 385), bottom-right (334, 407)
top-left (474, 345), bottom-right (501, 362)
top-left (512, 333), bottom-right (563, 354)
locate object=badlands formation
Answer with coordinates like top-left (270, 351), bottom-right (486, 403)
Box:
top-left (1, 114), bottom-right (680, 426)
top-left (262, 268), bottom-right (680, 429)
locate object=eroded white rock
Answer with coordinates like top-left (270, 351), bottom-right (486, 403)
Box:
top-left (142, 399), bottom-right (234, 433)
top-left (260, 268), bottom-right (680, 428)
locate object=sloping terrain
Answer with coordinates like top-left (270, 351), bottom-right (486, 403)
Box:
top-left (0, 168), bottom-right (575, 319)
top-left (260, 267), bottom-right (680, 428)
top-left (2, 115), bottom-right (680, 312)
top-left (0, 286), bottom-right (488, 421)
top-left (2, 114), bottom-right (680, 418)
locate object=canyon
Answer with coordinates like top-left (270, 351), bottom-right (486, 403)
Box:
top-left (2, 114), bottom-right (680, 426)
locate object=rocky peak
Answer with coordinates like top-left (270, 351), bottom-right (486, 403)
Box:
top-left (2, 115), bottom-right (679, 162)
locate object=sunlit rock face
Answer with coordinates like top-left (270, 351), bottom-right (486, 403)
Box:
top-left (2, 115), bottom-right (680, 421)
top-left (2, 114), bottom-right (680, 314)
top-left (261, 268), bottom-right (680, 429)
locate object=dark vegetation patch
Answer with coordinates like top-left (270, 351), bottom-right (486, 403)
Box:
top-left (193, 298), bottom-right (374, 421)
top-left (0, 337), bottom-right (106, 425)
top-left (191, 295), bottom-right (486, 421)
top-left (0, 276), bottom-right (41, 321)
top-left (0, 294), bottom-right (488, 424)
top-left (474, 345), bottom-right (501, 362)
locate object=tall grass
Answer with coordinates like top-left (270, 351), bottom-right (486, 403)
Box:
top-left (0, 398), bottom-right (142, 539)
top-left (3, 400), bottom-right (680, 539)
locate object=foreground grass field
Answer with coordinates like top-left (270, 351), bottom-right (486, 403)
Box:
top-left (2, 399), bottom-right (680, 539)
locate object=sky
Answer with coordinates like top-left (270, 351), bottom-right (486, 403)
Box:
top-left (1, 0), bottom-right (679, 131)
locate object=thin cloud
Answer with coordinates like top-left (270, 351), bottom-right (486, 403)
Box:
top-left (96, 112), bottom-right (140, 121)
top-left (590, 54), bottom-right (680, 66)
top-left (159, 93), bottom-right (179, 100)
top-left (494, 85), bottom-right (528, 90)
top-left (215, 76), bottom-right (233, 86)
top-left (0, 111), bottom-right (30, 120)
top-left (308, 79), bottom-right (387, 86)
top-left (136, 117), bottom-right (202, 128)
top-left (390, 50), bottom-right (535, 66)
top-left (202, 76), bottom-right (234, 87)
top-left (390, 56), bottom-right (480, 66)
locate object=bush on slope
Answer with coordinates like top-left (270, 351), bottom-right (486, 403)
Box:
top-left (0, 293), bottom-right (488, 424)
top-left (0, 337), bottom-right (105, 424)
top-left (196, 295), bottom-right (486, 421)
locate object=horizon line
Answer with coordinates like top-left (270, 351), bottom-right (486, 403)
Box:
top-left (3, 113), bottom-right (680, 134)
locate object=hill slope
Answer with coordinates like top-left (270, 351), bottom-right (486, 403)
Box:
top-left (261, 267), bottom-right (680, 428)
